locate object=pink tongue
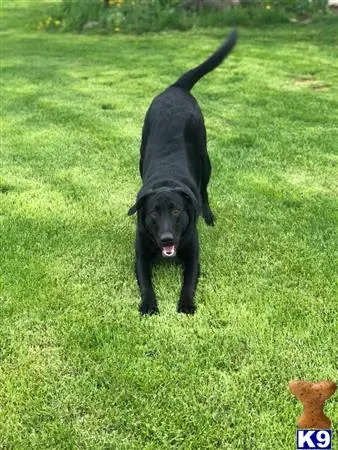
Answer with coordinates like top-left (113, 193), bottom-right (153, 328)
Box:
top-left (162, 245), bottom-right (176, 257)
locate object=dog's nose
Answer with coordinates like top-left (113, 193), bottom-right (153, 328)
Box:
top-left (160, 232), bottom-right (174, 245)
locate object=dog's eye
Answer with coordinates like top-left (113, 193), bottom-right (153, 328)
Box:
top-left (172, 209), bottom-right (180, 216)
top-left (150, 211), bottom-right (157, 219)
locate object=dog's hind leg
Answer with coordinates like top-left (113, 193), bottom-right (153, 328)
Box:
top-left (139, 112), bottom-right (150, 177)
top-left (201, 187), bottom-right (215, 226)
top-left (200, 135), bottom-right (215, 226)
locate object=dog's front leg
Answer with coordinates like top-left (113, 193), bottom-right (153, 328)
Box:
top-left (177, 235), bottom-right (200, 314)
top-left (135, 242), bottom-right (158, 315)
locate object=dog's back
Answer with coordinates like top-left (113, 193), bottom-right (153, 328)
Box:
top-left (140, 30), bottom-right (237, 185)
top-left (141, 87), bottom-right (201, 178)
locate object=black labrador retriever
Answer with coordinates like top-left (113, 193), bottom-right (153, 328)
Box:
top-left (128, 30), bottom-right (237, 315)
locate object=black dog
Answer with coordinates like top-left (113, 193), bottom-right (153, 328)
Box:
top-left (128, 30), bottom-right (237, 315)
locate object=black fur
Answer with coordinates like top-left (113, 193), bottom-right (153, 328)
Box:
top-left (128, 30), bottom-right (237, 315)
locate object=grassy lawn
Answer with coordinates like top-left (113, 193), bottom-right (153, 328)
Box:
top-left (1, 2), bottom-right (337, 449)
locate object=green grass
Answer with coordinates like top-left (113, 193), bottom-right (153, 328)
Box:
top-left (1, 3), bottom-right (338, 449)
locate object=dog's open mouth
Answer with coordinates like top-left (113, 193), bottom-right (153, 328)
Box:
top-left (162, 245), bottom-right (176, 258)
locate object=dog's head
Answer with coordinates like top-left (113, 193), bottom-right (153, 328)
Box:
top-left (128, 186), bottom-right (200, 257)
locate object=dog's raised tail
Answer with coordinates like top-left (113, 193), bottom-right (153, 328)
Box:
top-left (173, 29), bottom-right (237, 91)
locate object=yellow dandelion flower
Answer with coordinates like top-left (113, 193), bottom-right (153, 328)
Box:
top-left (54, 20), bottom-right (61, 27)
top-left (114, 27), bottom-right (120, 32)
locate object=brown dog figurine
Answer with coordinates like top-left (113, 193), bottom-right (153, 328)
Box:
top-left (289, 380), bottom-right (336, 429)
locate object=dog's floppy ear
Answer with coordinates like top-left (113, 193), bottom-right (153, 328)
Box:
top-left (127, 187), bottom-right (154, 216)
top-left (173, 186), bottom-right (201, 215)
top-left (127, 203), bottom-right (138, 216)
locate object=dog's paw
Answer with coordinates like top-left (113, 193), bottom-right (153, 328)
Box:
top-left (177, 301), bottom-right (196, 315)
top-left (139, 301), bottom-right (159, 316)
